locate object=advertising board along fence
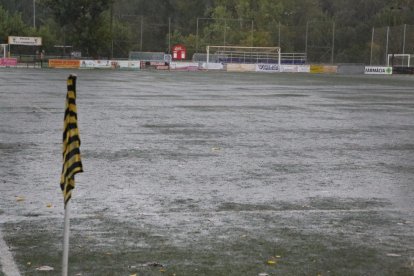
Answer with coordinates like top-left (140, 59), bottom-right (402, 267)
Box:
top-left (0, 58), bottom-right (17, 67)
top-left (255, 64), bottom-right (280, 73)
top-left (310, 65), bottom-right (338, 74)
top-left (364, 66), bottom-right (393, 75)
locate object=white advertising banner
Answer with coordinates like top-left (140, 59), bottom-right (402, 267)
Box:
top-left (298, 65), bottom-right (311, 73)
top-left (8, 36), bottom-right (42, 46)
top-left (281, 65), bottom-right (299, 72)
top-left (255, 64), bottom-right (280, 73)
top-left (227, 63), bottom-right (256, 72)
top-left (80, 60), bottom-right (112, 69)
top-left (201, 62), bottom-right (224, 70)
top-left (364, 66), bottom-right (392, 75)
top-left (170, 62), bottom-right (199, 70)
top-left (280, 65), bottom-right (310, 73)
top-left (79, 60), bottom-right (141, 69)
top-left (115, 60), bottom-right (140, 69)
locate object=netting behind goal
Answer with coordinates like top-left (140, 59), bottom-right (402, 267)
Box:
top-left (206, 46), bottom-right (281, 64)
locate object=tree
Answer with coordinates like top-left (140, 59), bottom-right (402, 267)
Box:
top-left (42, 0), bottom-right (112, 57)
top-left (0, 6), bottom-right (29, 43)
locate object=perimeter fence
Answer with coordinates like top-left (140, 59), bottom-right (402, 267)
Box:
top-left (110, 17), bottom-right (413, 65)
top-left (370, 24), bottom-right (414, 66)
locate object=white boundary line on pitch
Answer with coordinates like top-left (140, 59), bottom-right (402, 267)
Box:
top-left (0, 226), bottom-right (20, 276)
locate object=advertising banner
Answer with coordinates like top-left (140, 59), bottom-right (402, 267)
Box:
top-left (8, 36), bottom-right (42, 46)
top-left (280, 65), bottom-right (310, 73)
top-left (337, 64), bottom-right (365, 74)
top-left (114, 60), bottom-right (141, 69)
top-left (80, 60), bottom-right (112, 69)
top-left (201, 62), bottom-right (224, 70)
top-left (0, 58), bottom-right (17, 66)
top-left (227, 63), bottom-right (256, 72)
top-left (170, 62), bottom-right (199, 71)
top-left (255, 64), bottom-right (280, 73)
top-left (310, 65), bottom-right (324, 73)
top-left (298, 65), bottom-right (311, 73)
top-left (281, 65), bottom-right (299, 72)
top-left (49, 59), bottom-right (80, 69)
top-left (364, 66), bottom-right (392, 75)
top-left (310, 65), bottom-right (337, 73)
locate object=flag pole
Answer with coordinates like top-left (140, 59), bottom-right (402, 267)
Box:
top-left (61, 74), bottom-right (82, 276)
top-left (62, 201), bottom-right (70, 276)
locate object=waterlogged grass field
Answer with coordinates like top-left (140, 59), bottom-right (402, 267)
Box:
top-left (0, 68), bottom-right (413, 275)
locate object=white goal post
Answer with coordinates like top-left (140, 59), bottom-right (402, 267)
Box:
top-left (387, 54), bottom-right (412, 67)
top-left (206, 46), bottom-right (281, 66)
top-left (1, 44), bottom-right (8, 58)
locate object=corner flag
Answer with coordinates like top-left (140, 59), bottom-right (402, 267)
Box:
top-left (60, 74), bottom-right (83, 206)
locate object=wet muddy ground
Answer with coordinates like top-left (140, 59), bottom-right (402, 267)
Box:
top-left (0, 69), bottom-right (413, 275)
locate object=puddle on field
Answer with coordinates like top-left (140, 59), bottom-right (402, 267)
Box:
top-left (1, 69), bottom-right (413, 274)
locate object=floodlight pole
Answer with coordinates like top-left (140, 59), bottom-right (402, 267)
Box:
top-left (402, 24), bottom-right (406, 66)
top-left (168, 17), bottom-right (171, 53)
top-left (305, 21), bottom-right (309, 57)
top-left (251, 20), bottom-right (254, 47)
top-left (33, 0), bottom-right (36, 28)
top-left (331, 21), bottom-right (335, 64)
top-left (223, 19), bottom-right (227, 46)
top-left (385, 26), bottom-right (390, 66)
top-left (278, 22), bottom-right (281, 47)
top-left (110, 2), bottom-right (113, 59)
top-left (370, 27), bottom-right (375, 65)
top-left (196, 18), bottom-right (199, 53)
top-left (140, 16), bottom-right (143, 51)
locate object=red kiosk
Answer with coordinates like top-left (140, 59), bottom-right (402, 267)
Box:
top-left (172, 44), bottom-right (186, 60)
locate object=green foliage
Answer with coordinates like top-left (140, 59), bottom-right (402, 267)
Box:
top-left (42, 0), bottom-right (112, 57)
top-left (0, 6), bottom-right (29, 42)
top-left (1, 0), bottom-right (414, 61)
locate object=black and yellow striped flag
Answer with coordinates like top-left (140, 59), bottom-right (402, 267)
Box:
top-left (60, 74), bottom-right (83, 207)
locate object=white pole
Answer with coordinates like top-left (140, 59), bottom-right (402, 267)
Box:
top-left (402, 24), bottom-right (406, 66)
top-left (385, 26), bottom-right (390, 66)
top-left (370, 27), bottom-right (374, 65)
top-left (62, 201), bottom-right (71, 276)
top-left (206, 46), bottom-right (210, 70)
top-left (278, 48), bottom-right (281, 69)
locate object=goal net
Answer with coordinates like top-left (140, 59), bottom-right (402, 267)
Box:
top-left (206, 46), bottom-right (281, 65)
top-left (387, 54), bottom-right (412, 67)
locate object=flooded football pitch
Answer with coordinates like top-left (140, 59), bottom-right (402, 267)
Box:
top-left (0, 68), bottom-right (413, 275)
